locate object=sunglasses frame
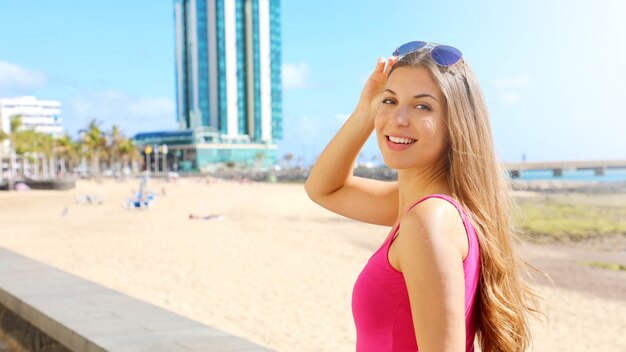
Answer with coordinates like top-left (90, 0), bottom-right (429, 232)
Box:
top-left (392, 41), bottom-right (463, 67)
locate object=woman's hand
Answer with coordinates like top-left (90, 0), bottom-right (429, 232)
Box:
top-left (356, 56), bottom-right (398, 122)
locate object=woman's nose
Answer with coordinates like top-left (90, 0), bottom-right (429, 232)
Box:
top-left (391, 107), bottom-right (410, 126)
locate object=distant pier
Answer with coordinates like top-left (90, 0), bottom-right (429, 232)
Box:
top-left (504, 160), bottom-right (626, 178)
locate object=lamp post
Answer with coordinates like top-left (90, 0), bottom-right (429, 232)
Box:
top-left (153, 144), bottom-right (159, 174)
top-left (144, 146), bottom-right (152, 174)
top-left (161, 144), bottom-right (168, 175)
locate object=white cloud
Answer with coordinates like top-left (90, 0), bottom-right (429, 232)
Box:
top-left (282, 62), bottom-right (310, 89)
top-left (499, 92), bottom-right (523, 105)
top-left (64, 90), bottom-right (177, 136)
top-left (492, 74), bottom-right (533, 88)
top-left (0, 61), bottom-right (47, 96)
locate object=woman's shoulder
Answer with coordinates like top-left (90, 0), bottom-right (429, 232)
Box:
top-left (398, 195), bottom-right (468, 260)
top-left (403, 195), bottom-right (463, 229)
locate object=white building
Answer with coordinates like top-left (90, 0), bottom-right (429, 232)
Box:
top-left (0, 96), bottom-right (63, 137)
top-left (0, 96), bottom-right (62, 152)
top-left (0, 96), bottom-right (63, 179)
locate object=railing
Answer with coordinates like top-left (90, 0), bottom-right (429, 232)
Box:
top-left (503, 160), bottom-right (626, 178)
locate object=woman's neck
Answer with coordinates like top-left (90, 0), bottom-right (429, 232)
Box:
top-left (395, 165), bottom-right (451, 223)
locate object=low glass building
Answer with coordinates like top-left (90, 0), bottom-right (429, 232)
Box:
top-left (133, 127), bottom-right (276, 172)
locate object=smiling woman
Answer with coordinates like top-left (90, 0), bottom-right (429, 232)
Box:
top-left (305, 42), bottom-right (542, 352)
top-left (375, 66), bottom-right (449, 170)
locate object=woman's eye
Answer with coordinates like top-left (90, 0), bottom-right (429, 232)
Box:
top-left (381, 98), bottom-right (396, 104)
top-left (415, 104), bottom-right (431, 111)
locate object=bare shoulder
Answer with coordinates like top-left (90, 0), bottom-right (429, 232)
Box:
top-left (396, 197), bottom-right (468, 265)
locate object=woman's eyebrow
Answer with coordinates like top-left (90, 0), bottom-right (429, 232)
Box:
top-left (383, 89), bottom-right (438, 102)
top-left (413, 93), bottom-right (438, 102)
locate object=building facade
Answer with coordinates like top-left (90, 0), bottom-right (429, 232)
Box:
top-left (151, 0), bottom-right (281, 171)
top-left (0, 96), bottom-right (63, 136)
top-left (0, 96), bottom-right (63, 157)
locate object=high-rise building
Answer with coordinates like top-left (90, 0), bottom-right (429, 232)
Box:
top-left (175, 0), bottom-right (281, 139)
top-left (136, 0), bottom-right (281, 172)
top-left (136, 0), bottom-right (282, 172)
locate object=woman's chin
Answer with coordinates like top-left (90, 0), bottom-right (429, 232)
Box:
top-left (381, 158), bottom-right (410, 170)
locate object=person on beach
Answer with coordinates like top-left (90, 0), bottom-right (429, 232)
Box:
top-left (305, 41), bottom-right (540, 351)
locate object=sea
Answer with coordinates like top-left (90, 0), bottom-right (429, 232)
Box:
top-left (514, 168), bottom-right (626, 182)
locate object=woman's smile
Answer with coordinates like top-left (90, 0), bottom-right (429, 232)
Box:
top-left (385, 135), bottom-right (417, 151)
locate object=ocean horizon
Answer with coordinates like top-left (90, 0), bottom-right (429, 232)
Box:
top-left (514, 168), bottom-right (626, 182)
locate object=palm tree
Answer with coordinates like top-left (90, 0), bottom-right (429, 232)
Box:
top-left (26, 131), bottom-right (42, 179)
top-left (80, 119), bottom-right (106, 177)
top-left (36, 133), bottom-right (54, 179)
top-left (108, 125), bottom-right (124, 174)
top-left (55, 134), bottom-right (79, 177)
top-left (2, 116), bottom-right (24, 179)
top-left (8, 116), bottom-right (53, 179)
top-left (1, 118), bottom-right (144, 180)
top-left (9, 116), bottom-right (39, 179)
top-left (0, 129), bottom-right (8, 182)
top-left (117, 138), bottom-right (140, 177)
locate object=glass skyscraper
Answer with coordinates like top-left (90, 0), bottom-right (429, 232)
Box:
top-left (173, 0), bottom-right (282, 144)
top-left (134, 0), bottom-right (282, 172)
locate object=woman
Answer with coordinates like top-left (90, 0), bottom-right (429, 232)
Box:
top-left (304, 41), bottom-right (540, 351)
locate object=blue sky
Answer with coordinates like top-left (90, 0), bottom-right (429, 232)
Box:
top-left (1, 0), bottom-right (625, 164)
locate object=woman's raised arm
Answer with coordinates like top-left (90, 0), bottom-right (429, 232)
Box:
top-left (304, 57), bottom-right (400, 227)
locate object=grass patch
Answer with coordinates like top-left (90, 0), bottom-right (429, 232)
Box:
top-left (515, 201), bottom-right (626, 242)
top-left (581, 261), bottom-right (626, 271)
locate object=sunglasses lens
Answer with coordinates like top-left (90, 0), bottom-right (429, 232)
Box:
top-left (394, 41), bottom-right (427, 57)
top-left (430, 45), bottom-right (462, 66)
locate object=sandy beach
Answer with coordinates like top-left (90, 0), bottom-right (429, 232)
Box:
top-left (1, 178), bottom-right (625, 351)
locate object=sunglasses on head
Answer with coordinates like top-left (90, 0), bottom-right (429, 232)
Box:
top-left (392, 41), bottom-right (463, 67)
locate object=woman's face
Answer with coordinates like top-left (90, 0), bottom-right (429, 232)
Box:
top-left (374, 66), bottom-right (449, 171)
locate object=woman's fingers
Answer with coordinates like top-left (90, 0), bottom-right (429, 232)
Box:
top-left (384, 56), bottom-right (398, 76)
top-left (374, 57), bottom-right (386, 73)
top-left (373, 56), bottom-right (398, 78)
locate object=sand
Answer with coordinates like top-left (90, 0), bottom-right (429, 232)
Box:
top-left (0, 178), bottom-right (625, 351)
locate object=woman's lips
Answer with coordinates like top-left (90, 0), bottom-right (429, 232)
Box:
top-left (385, 136), bottom-right (416, 151)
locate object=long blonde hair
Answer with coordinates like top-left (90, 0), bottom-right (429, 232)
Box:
top-left (391, 51), bottom-right (542, 351)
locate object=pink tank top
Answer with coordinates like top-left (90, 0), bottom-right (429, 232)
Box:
top-left (352, 194), bottom-right (481, 351)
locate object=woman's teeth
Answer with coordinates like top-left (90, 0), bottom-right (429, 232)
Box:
top-left (388, 136), bottom-right (416, 144)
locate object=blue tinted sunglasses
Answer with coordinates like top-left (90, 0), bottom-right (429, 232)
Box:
top-left (392, 41), bottom-right (463, 67)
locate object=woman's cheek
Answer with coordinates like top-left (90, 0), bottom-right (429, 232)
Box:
top-left (422, 117), bottom-right (436, 136)
top-left (374, 109), bottom-right (387, 130)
